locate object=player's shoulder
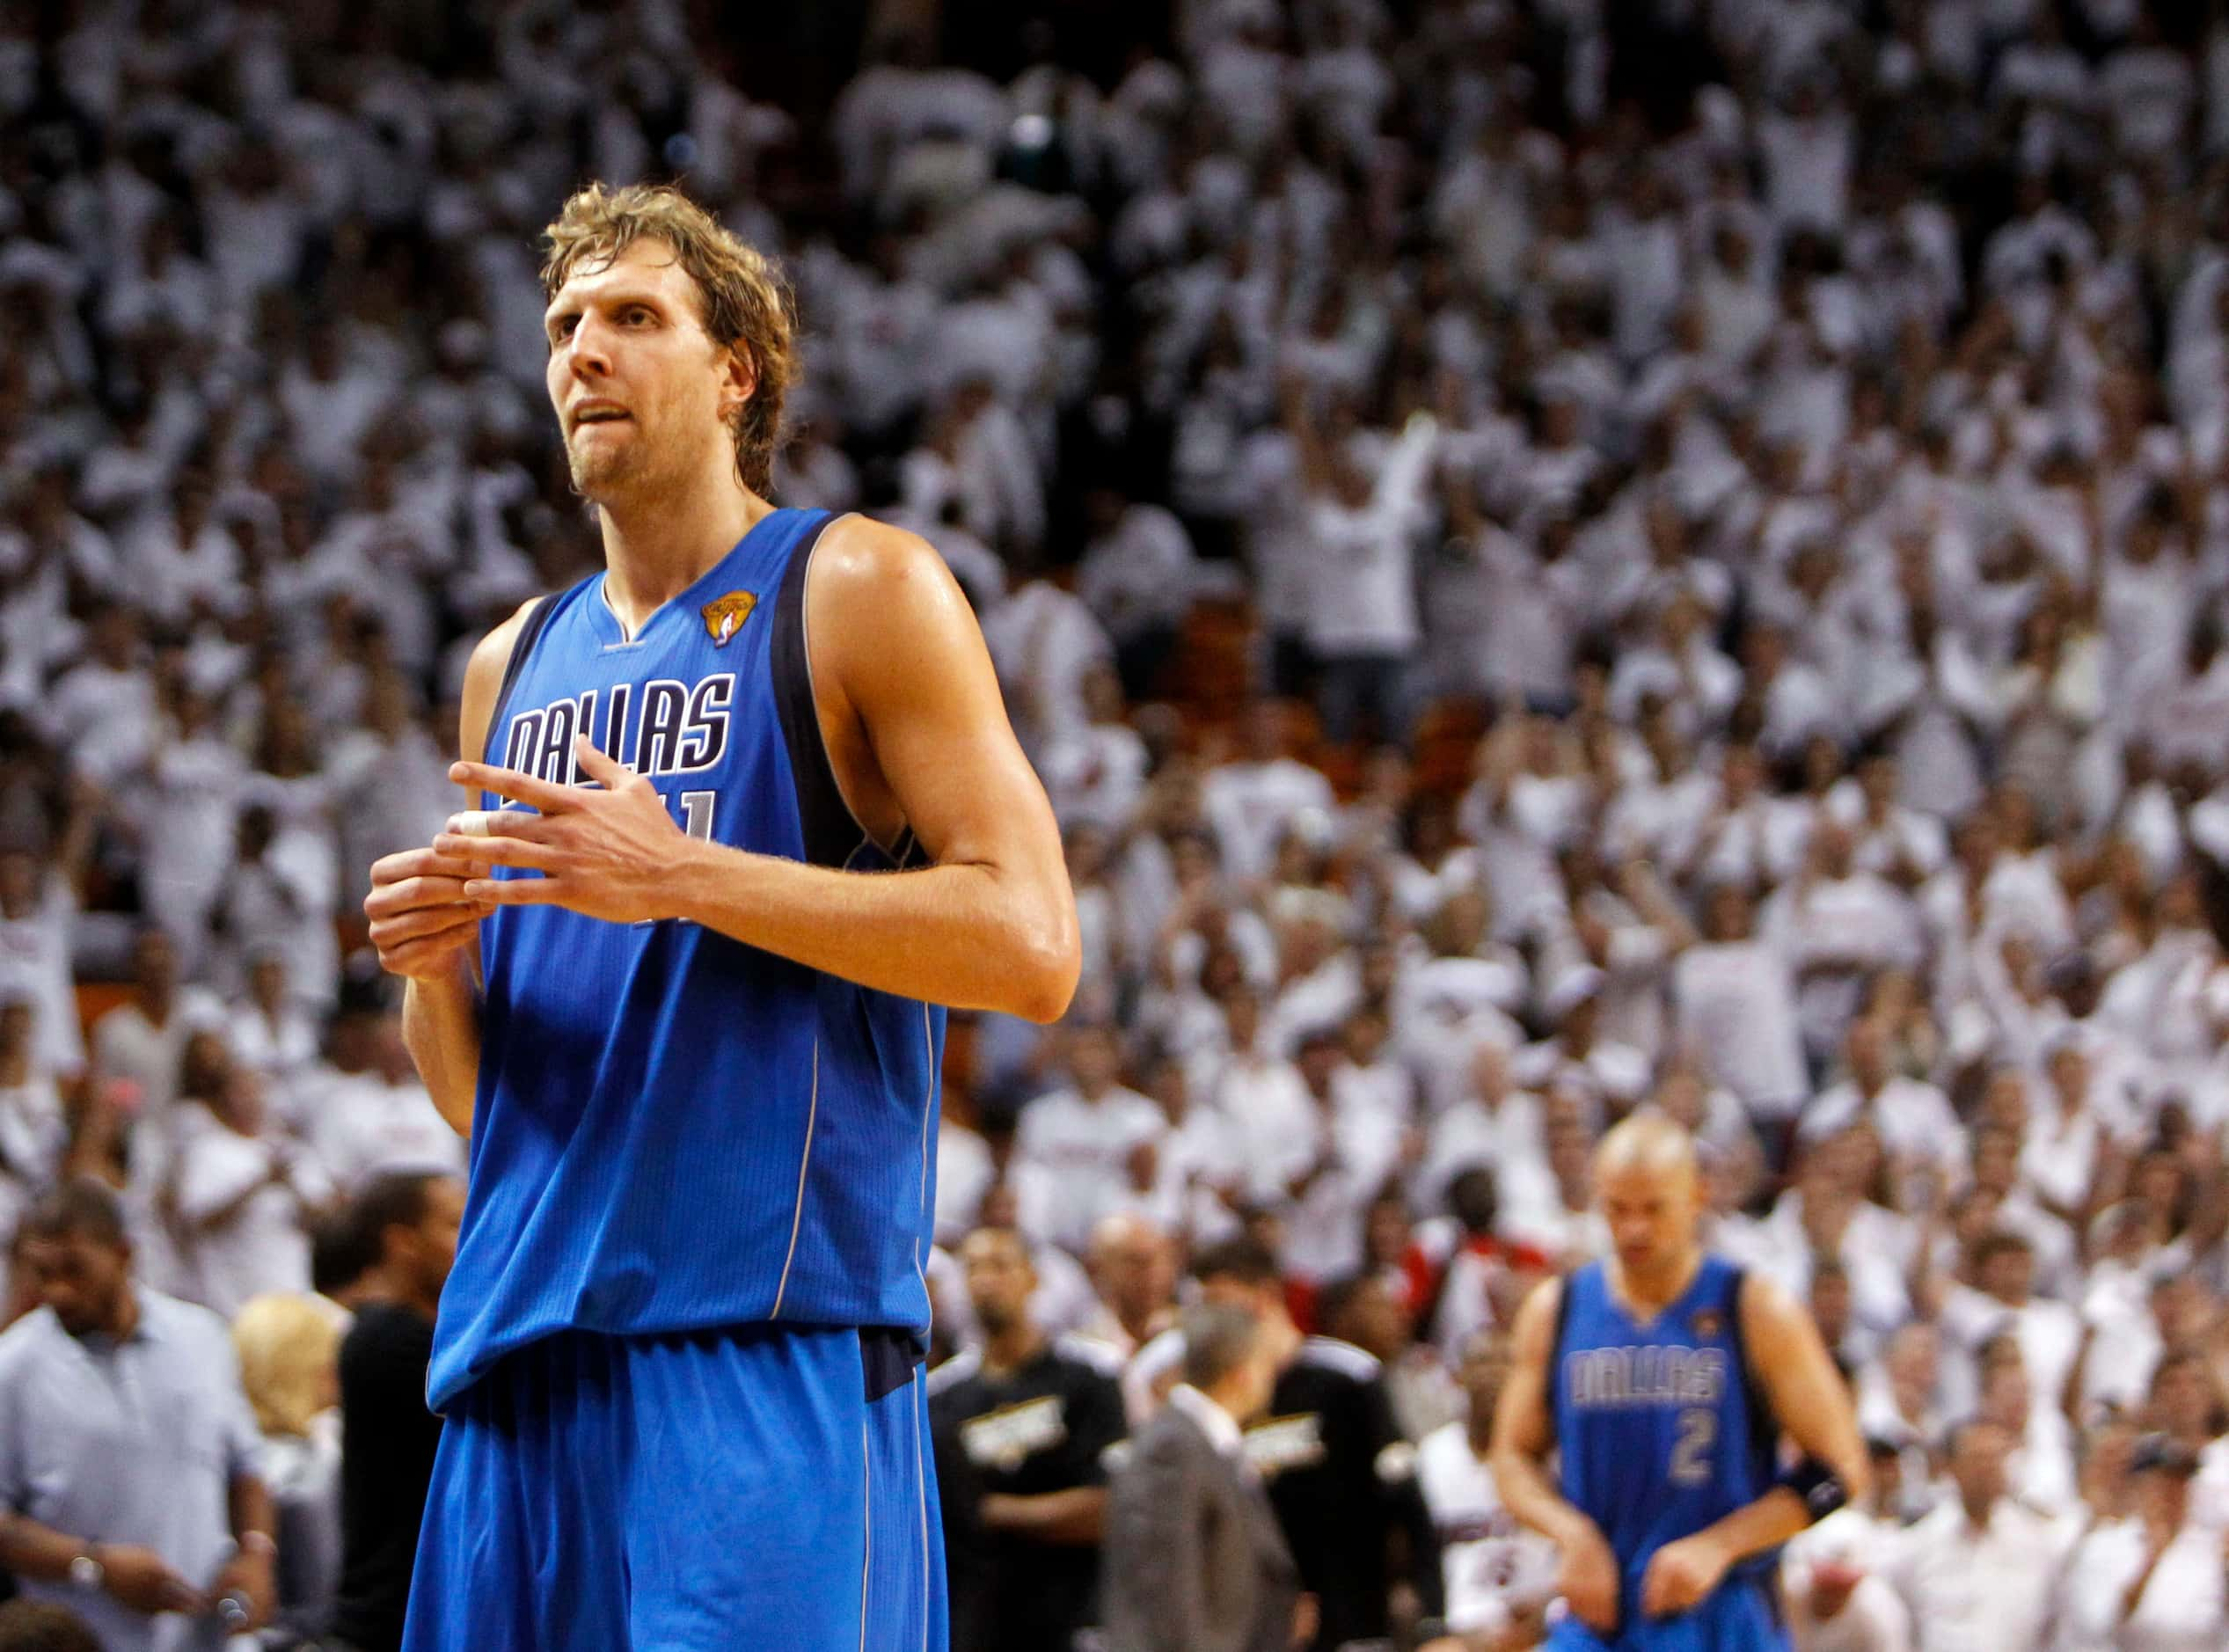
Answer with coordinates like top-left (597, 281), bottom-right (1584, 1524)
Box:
top-left (803, 513), bottom-right (983, 695)
top-left (459, 593), bottom-right (559, 714)
top-left (810, 512), bottom-right (959, 602)
top-left (1721, 1254), bottom-right (1799, 1327)
top-left (466, 593), bottom-right (560, 678)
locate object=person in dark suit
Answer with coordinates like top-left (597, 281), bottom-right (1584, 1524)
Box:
top-left (1102, 1304), bottom-right (1305, 1652)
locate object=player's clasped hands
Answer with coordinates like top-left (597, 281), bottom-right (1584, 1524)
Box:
top-left (1638, 1531), bottom-right (1732, 1620)
top-left (364, 844), bottom-right (494, 982)
top-left (1557, 1521), bottom-right (1622, 1634)
top-left (433, 732), bottom-right (689, 925)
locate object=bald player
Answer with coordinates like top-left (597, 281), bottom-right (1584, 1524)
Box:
top-left (1490, 1116), bottom-right (1867, 1651)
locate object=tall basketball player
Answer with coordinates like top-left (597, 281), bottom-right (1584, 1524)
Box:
top-left (1490, 1117), bottom-right (1867, 1651)
top-left (362, 183), bottom-right (1079, 1648)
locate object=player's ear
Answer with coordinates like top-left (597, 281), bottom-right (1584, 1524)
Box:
top-left (717, 341), bottom-right (756, 422)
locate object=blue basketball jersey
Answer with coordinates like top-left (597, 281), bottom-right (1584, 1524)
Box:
top-left (428, 508), bottom-right (946, 1410)
top-left (1553, 1256), bottom-right (1777, 1619)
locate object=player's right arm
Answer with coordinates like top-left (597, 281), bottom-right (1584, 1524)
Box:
top-left (364, 600), bottom-right (537, 1135)
top-left (1487, 1277), bottom-right (1619, 1634)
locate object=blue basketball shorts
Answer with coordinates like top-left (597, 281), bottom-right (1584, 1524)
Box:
top-left (1546, 1575), bottom-right (1788, 1652)
top-left (402, 1323), bottom-right (946, 1650)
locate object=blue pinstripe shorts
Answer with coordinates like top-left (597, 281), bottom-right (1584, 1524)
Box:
top-left (403, 1323), bottom-right (946, 1650)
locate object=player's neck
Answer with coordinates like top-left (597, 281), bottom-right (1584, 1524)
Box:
top-left (1609, 1247), bottom-right (1704, 1319)
top-left (596, 471), bottom-right (773, 634)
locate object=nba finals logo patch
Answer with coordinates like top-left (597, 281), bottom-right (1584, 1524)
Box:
top-left (701, 591), bottom-right (758, 647)
top-left (1692, 1309), bottom-right (1724, 1341)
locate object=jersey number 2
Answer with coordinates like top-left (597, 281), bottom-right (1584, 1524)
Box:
top-left (1670, 1407), bottom-right (1715, 1486)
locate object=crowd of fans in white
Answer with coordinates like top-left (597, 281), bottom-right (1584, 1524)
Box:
top-left (18, 0), bottom-right (2229, 1646)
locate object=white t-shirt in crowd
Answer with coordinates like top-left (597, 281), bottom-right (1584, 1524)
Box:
top-left (303, 1069), bottom-right (466, 1193)
top-left (170, 1103), bottom-right (333, 1321)
top-left (1201, 757), bottom-right (1335, 884)
top-left (2064, 1517), bottom-right (2227, 1652)
top-left (1415, 1420), bottom-right (1560, 1638)
top-left (1014, 1084), bottom-right (1166, 1255)
top-left (1884, 1499), bottom-right (2075, 1652)
top-left (1673, 941), bottom-right (1809, 1117)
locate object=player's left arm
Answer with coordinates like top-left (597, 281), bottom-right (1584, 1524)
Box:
top-left (441, 520), bottom-right (1080, 1021)
top-left (1639, 1272), bottom-right (1871, 1619)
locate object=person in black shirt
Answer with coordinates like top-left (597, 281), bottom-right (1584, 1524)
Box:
top-left (325, 1172), bottom-right (464, 1652)
top-left (929, 1226), bottom-right (1128, 1652)
top-left (1198, 1240), bottom-right (1443, 1652)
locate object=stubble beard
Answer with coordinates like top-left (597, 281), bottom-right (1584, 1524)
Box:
top-left (566, 415), bottom-right (676, 510)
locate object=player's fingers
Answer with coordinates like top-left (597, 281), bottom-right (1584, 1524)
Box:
top-left (444, 807), bottom-right (557, 841)
top-left (369, 904), bottom-right (487, 947)
top-left (380, 917), bottom-right (482, 958)
top-left (571, 732), bottom-right (639, 788)
top-left (449, 760), bottom-right (580, 812)
top-left (434, 833), bottom-right (560, 871)
top-left (363, 874), bottom-right (485, 920)
top-left (369, 846), bottom-right (485, 887)
top-left (463, 874), bottom-right (564, 905)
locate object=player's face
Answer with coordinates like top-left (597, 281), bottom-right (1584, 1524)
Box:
top-left (544, 238), bottom-right (746, 502)
top-left (1598, 1161), bottom-right (1702, 1281)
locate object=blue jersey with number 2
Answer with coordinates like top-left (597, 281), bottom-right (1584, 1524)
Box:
top-left (428, 507), bottom-right (946, 1411)
top-left (1550, 1254), bottom-right (1786, 1652)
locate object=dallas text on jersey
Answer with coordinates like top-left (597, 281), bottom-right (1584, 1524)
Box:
top-left (1561, 1344), bottom-right (1728, 1408)
top-left (501, 675), bottom-right (737, 785)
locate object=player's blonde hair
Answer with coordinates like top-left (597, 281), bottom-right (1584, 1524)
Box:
top-left (232, 1292), bottom-right (343, 1438)
top-left (540, 182), bottom-right (799, 494)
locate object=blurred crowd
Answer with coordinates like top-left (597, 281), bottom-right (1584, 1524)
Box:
top-left (9, 0), bottom-right (2229, 1648)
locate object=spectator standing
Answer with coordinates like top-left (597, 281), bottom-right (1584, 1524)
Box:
top-left (0, 998), bottom-right (66, 1248)
top-left (1101, 1302), bottom-right (1302, 1652)
top-left (230, 1293), bottom-right (343, 1648)
top-left (2064, 1434), bottom-right (2228, 1652)
top-left (0, 1180), bottom-right (277, 1652)
top-left (1780, 1441), bottom-right (1915, 1652)
top-left (928, 1227), bottom-right (1128, 1652)
top-left (1886, 1419), bottom-right (2072, 1652)
top-left (170, 1033), bottom-right (333, 1320)
top-left (91, 927), bottom-right (226, 1297)
top-left (1199, 1243), bottom-right (1443, 1652)
top-left (301, 1006), bottom-right (464, 1196)
top-left (1014, 1023), bottom-right (1165, 1256)
top-left (325, 1172), bottom-right (464, 1652)
top-left (1415, 1328), bottom-right (1559, 1649)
